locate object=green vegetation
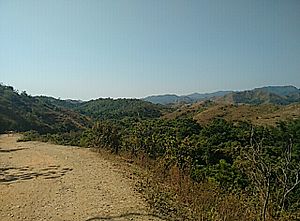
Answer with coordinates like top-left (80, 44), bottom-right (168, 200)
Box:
top-left (220, 86), bottom-right (300, 105)
top-left (37, 96), bottom-right (165, 120)
top-left (21, 117), bottom-right (300, 220)
top-left (2, 83), bottom-right (300, 220)
top-left (73, 98), bottom-right (165, 120)
top-left (0, 84), bottom-right (166, 134)
top-left (144, 86), bottom-right (300, 105)
top-left (0, 84), bottom-right (90, 134)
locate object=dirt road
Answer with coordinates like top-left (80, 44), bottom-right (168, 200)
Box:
top-left (0, 135), bottom-right (163, 221)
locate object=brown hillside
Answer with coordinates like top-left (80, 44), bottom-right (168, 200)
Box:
top-left (163, 101), bottom-right (300, 126)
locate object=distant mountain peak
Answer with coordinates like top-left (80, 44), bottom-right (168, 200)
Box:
top-left (143, 91), bottom-right (233, 105)
top-left (218, 85), bottom-right (300, 105)
top-left (143, 85), bottom-right (300, 105)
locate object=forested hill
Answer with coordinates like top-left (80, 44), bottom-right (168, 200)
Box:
top-left (38, 96), bottom-right (166, 120)
top-left (36, 96), bottom-right (83, 109)
top-left (0, 85), bottom-right (90, 133)
top-left (1, 83), bottom-right (299, 134)
top-left (0, 84), bottom-right (167, 133)
top-left (218, 86), bottom-right (300, 105)
top-left (73, 98), bottom-right (165, 120)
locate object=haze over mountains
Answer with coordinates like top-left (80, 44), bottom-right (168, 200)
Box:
top-left (143, 85), bottom-right (300, 105)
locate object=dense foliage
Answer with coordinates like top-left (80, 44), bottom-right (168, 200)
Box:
top-left (22, 117), bottom-right (300, 220)
top-left (38, 96), bottom-right (165, 120)
top-left (2, 83), bottom-right (300, 220)
top-left (0, 84), bottom-right (166, 134)
top-left (73, 98), bottom-right (165, 120)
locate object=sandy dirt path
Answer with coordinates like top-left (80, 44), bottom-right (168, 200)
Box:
top-left (0, 134), bottom-right (163, 221)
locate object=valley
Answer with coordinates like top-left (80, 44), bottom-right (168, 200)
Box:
top-left (1, 84), bottom-right (300, 220)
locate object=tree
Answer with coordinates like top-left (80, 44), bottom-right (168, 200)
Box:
top-left (241, 125), bottom-right (300, 220)
top-left (90, 121), bottom-right (121, 154)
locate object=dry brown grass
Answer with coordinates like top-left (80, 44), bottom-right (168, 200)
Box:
top-left (133, 158), bottom-right (260, 221)
top-left (163, 101), bottom-right (300, 126)
top-left (90, 147), bottom-right (300, 220)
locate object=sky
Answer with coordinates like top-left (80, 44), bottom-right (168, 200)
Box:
top-left (0, 0), bottom-right (300, 100)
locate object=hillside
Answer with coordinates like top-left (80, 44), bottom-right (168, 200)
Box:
top-left (1, 84), bottom-right (299, 134)
top-left (0, 84), bottom-right (168, 134)
top-left (3, 83), bottom-right (300, 220)
top-left (143, 91), bottom-right (232, 105)
top-left (163, 100), bottom-right (300, 126)
top-left (73, 98), bottom-right (166, 120)
top-left (0, 85), bottom-right (90, 134)
top-left (144, 86), bottom-right (300, 105)
top-left (143, 94), bottom-right (192, 105)
top-left (38, 96), bottom-right (166, 120)
top-left (218, 85), bottom-right (300, 105)
top-left (37, 96), bottom-right (83, 109)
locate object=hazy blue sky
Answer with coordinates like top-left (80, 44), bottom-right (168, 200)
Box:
top-left (1, 0), bottom-right (299, 99)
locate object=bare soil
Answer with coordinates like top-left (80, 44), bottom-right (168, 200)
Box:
top-left (0, 134), bottom-right (164, 221)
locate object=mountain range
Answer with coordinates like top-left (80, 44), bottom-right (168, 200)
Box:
top-left (1, 84), bottom-right (299, 134)
top-left (143, 86), bottom-right (300, 105)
